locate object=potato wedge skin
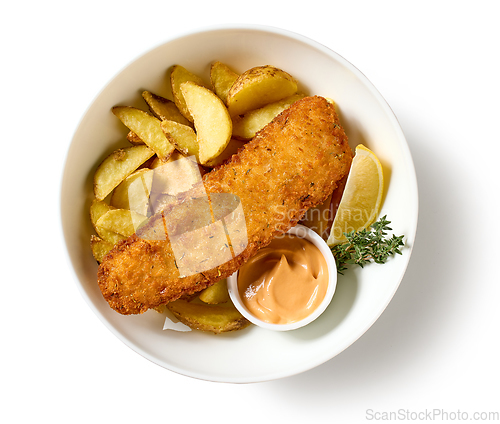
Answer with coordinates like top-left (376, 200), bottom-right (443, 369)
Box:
top-left (181, 81), bottom-right (232, 165)
top-left (126, 131), bottom-right (144, 145)
top-left (112, 106), bottom-right (175, 160)
top-left (93, 145), bottom-right (154, 201)
top-left (210, 61), bottom-right (239, 105)
top-left (227, 65), bottom-right (298, 117)
top-left (150, 151), bottom-right (188, 170)
top-left (142, 90), bottom-right (193, 127)
top-left (166, 299), bottom-right (250, 334)
top-left (170, 65), bottom-right (207, 122)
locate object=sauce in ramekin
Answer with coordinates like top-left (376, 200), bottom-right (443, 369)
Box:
top-left (237, 235), bottom-right (329, 324)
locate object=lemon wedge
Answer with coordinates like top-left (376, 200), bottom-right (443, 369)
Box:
top-left (327, 144), bottom-right (384, 246)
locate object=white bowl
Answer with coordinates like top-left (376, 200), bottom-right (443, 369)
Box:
top-left (227, 225), bottom-right (337, 331)
top-left (61, 24), bottom-right (418, 383)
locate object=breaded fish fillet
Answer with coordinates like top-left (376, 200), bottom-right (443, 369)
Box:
top-left (97, 96), bottom-right (352, 314)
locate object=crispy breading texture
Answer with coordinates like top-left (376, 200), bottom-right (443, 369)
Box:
top-left (97, 96), bottom-right (352, 314)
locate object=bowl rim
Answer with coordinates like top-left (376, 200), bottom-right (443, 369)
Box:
top-left (227, 224), bottom-right (338, 331)
top-left (60, 23), bottom-right (419, 383)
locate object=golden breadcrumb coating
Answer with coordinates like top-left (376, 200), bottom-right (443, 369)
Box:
top-left (97, 96), bottom-right (352, 314)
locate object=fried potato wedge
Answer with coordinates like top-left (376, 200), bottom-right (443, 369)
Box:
top-left (112, 106), bottom-right (175, 160)
top-left (110, 168), bottom-right (154, 215)
top-left (210, 61), bottom-right (239, 105)
top-left (181, 81), bottom-right (232, 165)
top-left (198, 279), bottom-right (230, 304)
top-left (226, 65), bottom-right (298, 116)
top-left (150, 150), bottom-right (183, 168)
top-left (150, 153), bottom-right (202, 196)
top-left (231, 93), bottom-right (305, 140)
top-left (90, 200), bottom-right (126, 245)
top-left (126, 130), bottom-right (144, 145)
top-left (90, 235), bottom-right (114, 263)
top-left (204, 138), bottom-right (245, 167)
top-left (160, 120), bottom-right (199, 161)
top-left (96, 209), bottom-right (148, 238)
top-left (93, 145), bottom-right (154, 201)
top-left (170, 65), bottom-right (208, 122)
top-left (90, 199), bottom-right (112, 228)
top-left (151, 151), bottom-right (205, 173)
top-left (142, 91), bottom-right (193, 127)
top-left (166, 299), bottom-right (250, 334)
top-left (299, 192), bottom-right (334, 240)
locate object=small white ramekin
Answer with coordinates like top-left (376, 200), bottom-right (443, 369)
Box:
top-left (227, 224), bottom-right (337, 331)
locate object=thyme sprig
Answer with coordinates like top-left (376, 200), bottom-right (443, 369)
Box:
top-left (331, 215), bottom-right (405, 274)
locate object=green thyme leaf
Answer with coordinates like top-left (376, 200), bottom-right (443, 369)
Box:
top-left (330, 216), bottom-right (405, 274)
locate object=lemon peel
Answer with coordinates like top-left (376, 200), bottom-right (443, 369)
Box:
top-left (327, 144), bottom-right (384, 246)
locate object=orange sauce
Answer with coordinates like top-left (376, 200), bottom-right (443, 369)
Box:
top-left (237, 235), bottom-right (329, 324)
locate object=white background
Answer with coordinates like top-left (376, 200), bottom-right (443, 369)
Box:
top-left (2, 1), bottom-right (499, 423)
